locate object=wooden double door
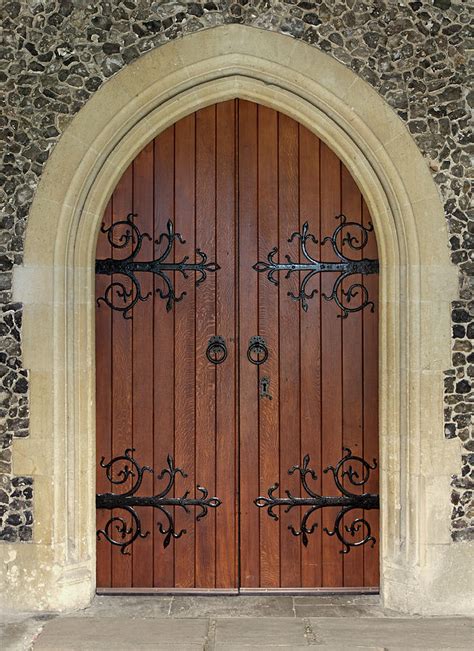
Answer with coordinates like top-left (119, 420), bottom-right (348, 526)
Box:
top-left (95, 100), bottom-right (379, 592)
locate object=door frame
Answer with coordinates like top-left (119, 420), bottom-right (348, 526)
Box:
top-left (7, 25), bottom-right (465, 614)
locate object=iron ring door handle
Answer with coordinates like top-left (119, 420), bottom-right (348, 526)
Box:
top-left (206, 336), bottom-right (228, 365)
top-left (247, 336), bottom-right (269, 365)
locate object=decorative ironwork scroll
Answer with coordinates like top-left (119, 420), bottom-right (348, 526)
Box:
top-left (255, 448), bottom-right (379, 552)
top-left (253, 214), bottom-right (379, 316)
top-left (96, 448), bottom-right (221, 553)
top-left (95, 214), bottom-right (219, 318)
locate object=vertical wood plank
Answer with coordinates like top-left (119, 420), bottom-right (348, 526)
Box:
top-left (340, 165), bottom-right (364, 587)
top-left (320, 142), bottom-right (344, 587)
top-left (96, 100), bottom-right (379, 593)
top-left (110, 165), bottom-right (134, 588)
top-left (298, 126), bottom-right (323, 588)
top-left (95, 199), bottom-right (113, 588)
top-left (257, 105), bottom-right (280, 588)
top-left (174, 113), bottom-right (196, 588)
top-left (216, 100), bottom-right (238, 588)
top-left (278, 113), bottom-right (301, 587)
top-left (131, 142), bottom-right (155, 587)
top-left (195, 105), bottom-right (217, 587)
top-left (238, 100), bottom-right (260, 588)
top-left (153, 126), bottom-right (176, 586)
top-left (362, 199), bottom-right (380, 587)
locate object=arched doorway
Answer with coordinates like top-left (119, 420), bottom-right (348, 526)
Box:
top-left (95, 100), bottom-right (380, 592)
top-left (7, 26), bottom-right (462, 614)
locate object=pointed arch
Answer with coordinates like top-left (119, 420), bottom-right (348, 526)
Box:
top-left (5, 25), bottom-right (467, 615)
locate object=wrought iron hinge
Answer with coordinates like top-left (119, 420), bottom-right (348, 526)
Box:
top-left (95, 214), bottom-right (219, 318)
top-left (255, 448), bottom-right (379, 552)
top-left (253, 214), bottom-right (379, 316)
top-left (96, 448), bottom-right (221, 553)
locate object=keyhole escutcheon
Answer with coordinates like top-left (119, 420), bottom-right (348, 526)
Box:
top-left (259, 375), bottom-right (272, 400)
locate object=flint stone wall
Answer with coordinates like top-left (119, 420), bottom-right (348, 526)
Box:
top-left (0, 0), bottom-right (472, 542)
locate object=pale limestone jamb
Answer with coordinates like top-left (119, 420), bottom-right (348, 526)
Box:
top-left (3, 25), bottom-right (469, 615)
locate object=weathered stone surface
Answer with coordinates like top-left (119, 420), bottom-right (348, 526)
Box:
top-left (0, 0), bottom-right (472, 542)
top-left (21, 596), bottom-right (473, 650)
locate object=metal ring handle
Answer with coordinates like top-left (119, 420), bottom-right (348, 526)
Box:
top-left (206, 336), bottom-right (227, 365)
top-left (247, 336), bottom-right (268, 366)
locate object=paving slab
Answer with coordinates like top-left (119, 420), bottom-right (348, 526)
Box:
top-left (0, 610), bottom-right (54, 651)
top-left (293, 594), bottom-right (381, 606)
top-left (309, 616), bottom-right (474, 649)
top-left (305, 648), bottom-right (385, 651)
top-left (214, 647), bottom-right (310, 650)
top-left (5, 596), bottom-right (470, 650)
top-left (74, 595), bottom-right (173, 618)
top-left (34, 644), bottom-right (203, 651)
top-left (170, 595), bottom-right (294, 618)
top-left (214, 617), bottom-right (308, 647)
top-left (33, 617), bottom-right (209, 650)
top-left (293, 603), bottom-right (386, 618)
top-left (1, 620), bottom-right (42, 651)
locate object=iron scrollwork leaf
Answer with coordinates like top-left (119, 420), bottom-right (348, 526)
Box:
top-left (255, 448), bottom-right (379, 552)
top-left (253, 214), bottom-right (379, 317)
top-left (95, 214), bottom-right (220, 318)
top-left (96, 448), bottom-right (221, 553)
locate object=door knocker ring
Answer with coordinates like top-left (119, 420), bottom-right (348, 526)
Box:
top-left (206, 336), bottom-right (228, 365)
top-left (247, 336), bottom-right (269, 366)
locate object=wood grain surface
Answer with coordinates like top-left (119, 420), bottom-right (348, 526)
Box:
top-left (95, 100), bottom-right (379, 590)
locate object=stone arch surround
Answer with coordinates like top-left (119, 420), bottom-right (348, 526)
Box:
top-left (2, 25), bottom-right (471, 615)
